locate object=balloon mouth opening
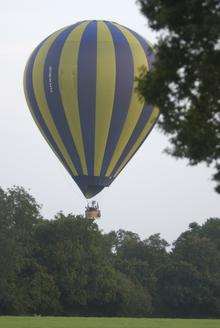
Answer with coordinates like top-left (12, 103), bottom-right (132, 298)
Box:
top-left (83, 185), bottom-right (105, 199)
top-left (74, 175), bottom-right (113, 198)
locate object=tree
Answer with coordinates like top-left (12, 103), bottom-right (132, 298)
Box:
top-left (13, 261), bottom-right (60, 315)
top-left (155, 260), bottom-right (220, 315)
top-left (33, 214), bottom-right (153, 316)
top-left (157, 219), bottom-right (220, 315)
top-left (113, 272), bottom-right (152, 316)
top-left (112, 230), bottom-right (169, 311)
top-left (0, 186), bottom-right (43, 314)
top-left (137, 0), bottom-right (220, 192)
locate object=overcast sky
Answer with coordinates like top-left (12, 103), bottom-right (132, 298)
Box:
top-left (1, 0), bottom-right (219, 244)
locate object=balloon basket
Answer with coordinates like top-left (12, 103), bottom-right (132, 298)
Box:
top-left (85, 200), bottom-right (101, 220)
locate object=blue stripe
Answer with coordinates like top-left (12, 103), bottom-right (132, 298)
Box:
top-left (125, 26), bottom-right (155, 69)
top-left (25, 44), bottom-right (76, 181)
top-left (110, 105), bottom-right (154, 177)
top-left (77, 21), bottom-right (97, 176)
top-left (43, 23), bottom-right (84, 175)
top-left (100, 21), bottom-right (134, 176)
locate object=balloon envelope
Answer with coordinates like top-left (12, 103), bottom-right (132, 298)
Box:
top-left (24, 20), bottom-right (159, 198)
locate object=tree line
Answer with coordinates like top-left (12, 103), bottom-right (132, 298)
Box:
top-left (0, 186), bottom-right (219, 316)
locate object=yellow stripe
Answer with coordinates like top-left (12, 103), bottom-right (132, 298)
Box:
top-left (105, 23), bottom-right (148, 176)
top-left (94, 21), bottom-right (116, 176)
top-left (59, 22), bottom-right (89, 175)
top-left (113, 107), bottom-right (159, 178)
top-left (32, 29), bottom-right (78, 176)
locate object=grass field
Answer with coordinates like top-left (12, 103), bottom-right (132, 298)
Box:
top-left (0, 317), bottom-right (219, 328)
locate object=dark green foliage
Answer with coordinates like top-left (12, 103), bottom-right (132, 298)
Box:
top-left (0, 187), bottom-right (220, 316)
top-left (155, 219), bottom-right (220, 316)
top-left (137, 0), bottom-right (220, 192)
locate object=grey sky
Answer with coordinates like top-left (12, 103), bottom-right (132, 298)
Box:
top-left (1, 0), bottom-right (219, 244)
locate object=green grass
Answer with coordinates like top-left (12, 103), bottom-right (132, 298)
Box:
top-left (0, 317), bottom-right (219, 328)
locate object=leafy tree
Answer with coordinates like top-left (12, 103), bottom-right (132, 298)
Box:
top-left (156, 219), bottom-right (220, 315)
top-left (0, 187), bottom-right (43, 314)
top-left (137, 0), bottom-right (220, 192)
top-left (155, 260), bottom-right (220, 315)
top-left (191, 218), bottom-right (220, 250)
top-left (33, 214), bottom-right (153, 315)
top-left (113, 272), bottom-right (152, 315)
top-left (174, 218), bottom-right (220, 261)
top-left (13, 261), bottom-right (60, 315)
top-left (113, 230), bottom-right (169, 311)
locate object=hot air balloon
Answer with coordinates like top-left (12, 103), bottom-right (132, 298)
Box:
top-left (24, 20), bottom-right (159, 199)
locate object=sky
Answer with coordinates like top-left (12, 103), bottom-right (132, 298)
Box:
top-left (1, 0), bottom-right (219, 244)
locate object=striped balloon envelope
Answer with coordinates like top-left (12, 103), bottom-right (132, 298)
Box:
top-left (24, 20), bottom-right (159, 198)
